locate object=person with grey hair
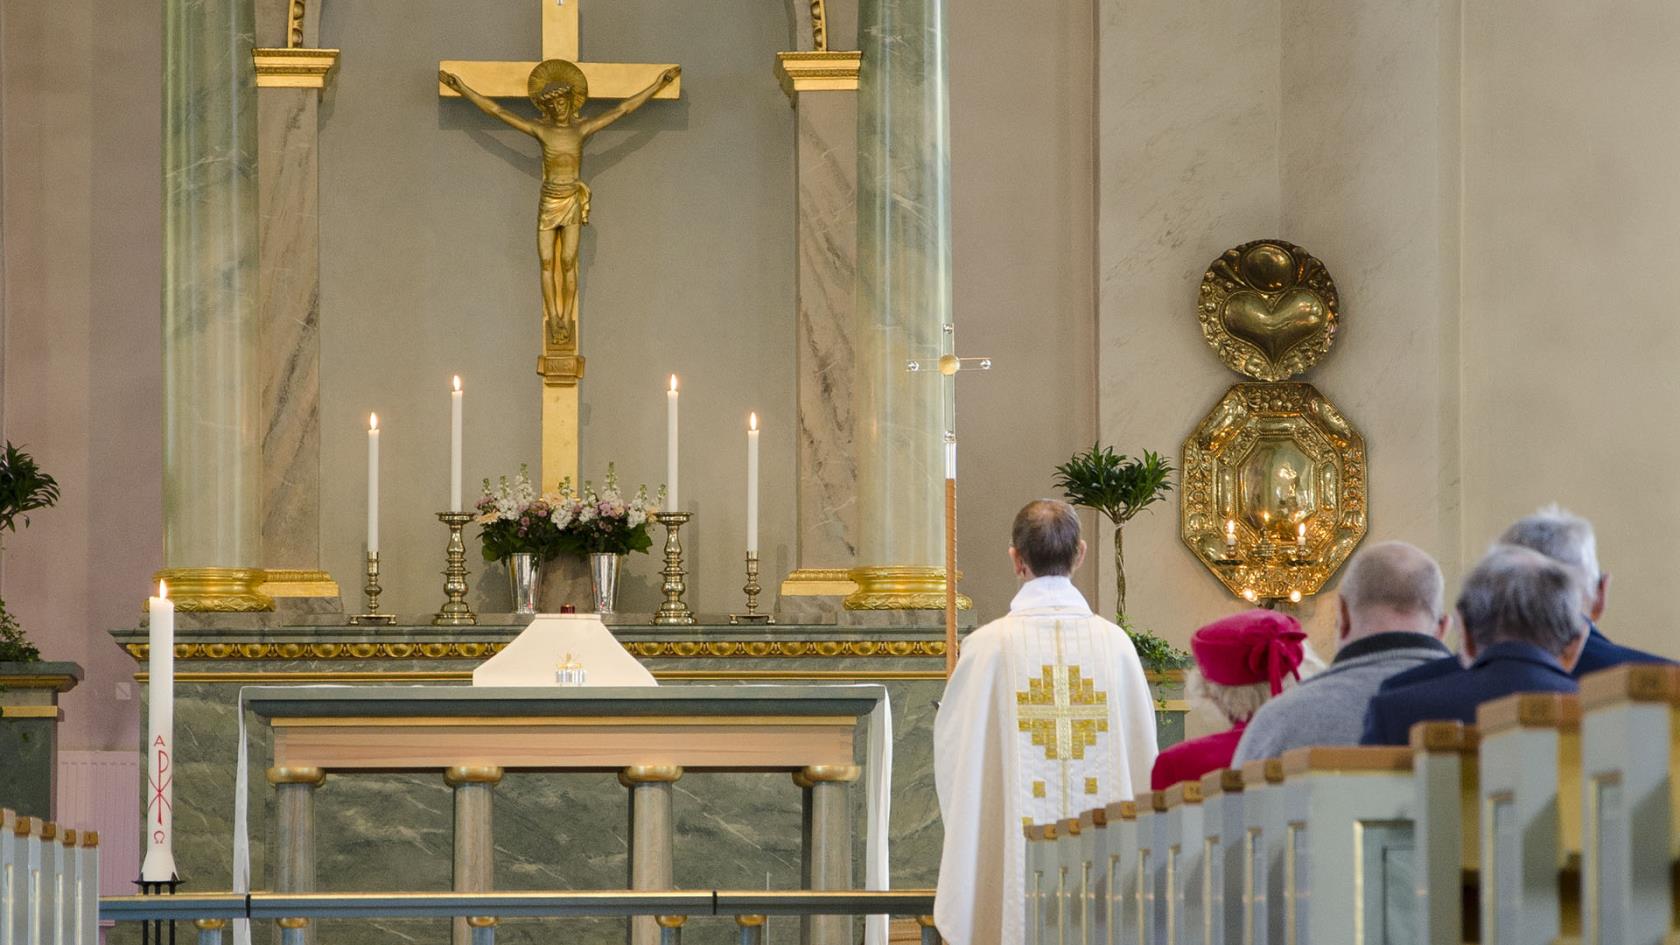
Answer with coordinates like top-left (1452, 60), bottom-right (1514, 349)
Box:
top-left (1230, 541), bottom-right (1453, 764)
top-left (1359, 544), bottom-right (1588, 745)
top-left (932, 499), bottom-right (1158, 945)
top-left (1501, 504), bottom-right (1669, 675)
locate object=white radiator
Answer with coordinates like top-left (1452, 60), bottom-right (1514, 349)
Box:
top-left (55, 750), bottom-right (138, 900)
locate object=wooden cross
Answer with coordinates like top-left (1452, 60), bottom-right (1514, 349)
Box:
top-left (908, 323), bottom-right (991, 675)
top-left (438, 0), bottom-right (681, 103)
top-left (438, 0), bottom-right (680, 488)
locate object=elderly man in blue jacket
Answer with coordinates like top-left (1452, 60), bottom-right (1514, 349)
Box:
top-left (1360, 544), bottom-right (1586, 745)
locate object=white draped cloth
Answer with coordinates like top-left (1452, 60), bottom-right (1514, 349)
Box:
top-left (933, 576), bottom-right (1158, 945)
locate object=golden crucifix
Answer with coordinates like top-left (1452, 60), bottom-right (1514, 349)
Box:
top-left (439, 0), bottom-right (681, 487)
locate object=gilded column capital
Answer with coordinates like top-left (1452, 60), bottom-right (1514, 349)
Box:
top-left (195, 919), bottom-right (230, 931)
top-left (735, 915), bottom-right (767, 928)
top-left (656, 916), bottom-right (687, 929)
top-left (266, 766), bottom-right (327, 786)
top-left (618, 764), bottom-right (684, 787)
top-left (443, 765), bottom-right (505, 786)
top-left (793, 764), bottom-right (861, 788)
top-left (277, 918), bottom-right (310, 929)
top-left (466, 917), bottom-right (498, 928)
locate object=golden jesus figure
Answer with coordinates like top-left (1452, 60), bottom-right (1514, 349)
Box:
top-left (439, 60), bottom-right (680, 348)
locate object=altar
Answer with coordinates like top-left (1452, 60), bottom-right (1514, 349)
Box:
top-left (111, 616), bottom-right (950, 945)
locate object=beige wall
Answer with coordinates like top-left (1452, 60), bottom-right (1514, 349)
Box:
top-left (1460, 0), bottom-right (1680, 656)
top-left (0, 1), bottom-right (162, 751)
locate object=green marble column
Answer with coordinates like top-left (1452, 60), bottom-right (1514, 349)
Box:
top-left (847, 0), bottom-right (952, 610)
top-left (162, 0), bottom-right (269, 611)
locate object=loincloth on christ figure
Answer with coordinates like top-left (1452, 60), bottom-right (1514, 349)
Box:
top-left (538, 178), bottom-right (591, 230)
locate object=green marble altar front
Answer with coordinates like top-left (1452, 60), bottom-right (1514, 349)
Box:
top-left (112, 617), bottom-right (949, 945)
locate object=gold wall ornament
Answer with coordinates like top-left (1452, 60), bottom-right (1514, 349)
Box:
top-left (122, 639), bottom-right (949, 663)
top-left (1179, 383), bottom-right (1367, 601)
top-left (1198, 240), bottom-right (1339, 381)
top-left (152, 568), bottom-right (274, 613)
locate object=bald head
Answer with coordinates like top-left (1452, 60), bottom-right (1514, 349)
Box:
top-left (1336, 541), bottom-right (1447, 642)
top-left (1010, 500), bottom-right (1084, 578)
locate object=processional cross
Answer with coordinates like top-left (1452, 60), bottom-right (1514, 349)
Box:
top-left (908, 324), bottom-right (991, 675)
top-left (439, 0), bottom-right (681, 487)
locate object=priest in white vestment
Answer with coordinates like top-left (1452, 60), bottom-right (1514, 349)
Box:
top-left (933, 499), bottom-right (1159, 945)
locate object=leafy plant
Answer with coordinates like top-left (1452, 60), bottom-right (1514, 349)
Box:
top-left (0, 443), bottom-right (56, 664)
top-left (0, 442), bottom-right (58, 539)
top-left (1053, 445), bottom-right (1186, 668)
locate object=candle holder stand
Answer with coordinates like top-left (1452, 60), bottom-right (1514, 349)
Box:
top-left (651, 512), bottom-right (696, 626)
top-left (729, 552), bottom-right (774, 625)
top-left (433, 511), bottom-right (478, 626)
top-left (349, 551), bottom-right (396, 625)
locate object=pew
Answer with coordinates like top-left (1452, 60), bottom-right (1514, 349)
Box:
top-left (1197, 770), bottom-right (1244, 945)
top-left (1079, 805), bottom-right (1110, 945)
top-left (1106, 800), bottom-right (1142, 945)
top-left (1580, 663), bottom-right (1680, 945)
top-left (1237, 758), bottom-right (1284, 945)
top-left (1475, 692), bottom-right (1581, 945)
top-left (1408, 721), bottom-right (1480, 945)
top-left (2, 809), bottom-right (102, 945)
top-left (1136, 792), bottom-right (1169, 945)
top-left (1025, 822), bottom-right (1055, 945)
top-left (1059, 817), bottom-right (1086, 945)
top-left (1162, 782), bottom-right (1206, 945)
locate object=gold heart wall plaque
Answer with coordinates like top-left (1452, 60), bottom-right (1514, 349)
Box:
top-left (1197, 240), bottom-right (1339, 381)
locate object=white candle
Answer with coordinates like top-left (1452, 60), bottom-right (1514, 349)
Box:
top-left (1224, 519), bottom-right (1237, 549)
top-left (450, 376), bottom-right (463, 513)
top-left (666, 375), bottom-right (679, 513)
top-left (747, 413), bottom-right (760, 554)
top-left (140, 582), bottom-right (177, 882)
top-left (1296, 522), bottom-right (1307, 550)
top-left (945, 440), bottom-right (957, 480)
top-left (367, 413), bottom-right (380, 554)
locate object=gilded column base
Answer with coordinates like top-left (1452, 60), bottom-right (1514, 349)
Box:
top-left (258, 569), bottom-right (341, 600)
top-left (155, 568), bottom-right (275, 613)
top-left (842, 566), bottom-right (971, 611)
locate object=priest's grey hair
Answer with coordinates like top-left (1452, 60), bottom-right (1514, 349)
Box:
top-left (1456, 544), bottom-right (1588, 655)
top-left (1338, 540), bottom-right (1445, 619)
top-left (1500, 504), bottom-right (1601, 583)
top-left (1011, 499), bottom-right (1081, 577)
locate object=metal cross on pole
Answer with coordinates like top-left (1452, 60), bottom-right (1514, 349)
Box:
top-left (908, 323), bottom-right (991, 675)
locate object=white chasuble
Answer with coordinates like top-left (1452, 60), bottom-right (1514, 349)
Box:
top-left (933, 576), bottom-right (1158, 945)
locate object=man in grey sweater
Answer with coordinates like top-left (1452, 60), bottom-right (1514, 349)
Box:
top-left (1232, 541), bottom-right (1453, 764)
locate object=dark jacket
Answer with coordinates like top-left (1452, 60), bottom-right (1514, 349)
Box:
top-left (1376, 620), bottom-right (1671, 694)
top-left (1359, 641), bottom-right (1577, 745)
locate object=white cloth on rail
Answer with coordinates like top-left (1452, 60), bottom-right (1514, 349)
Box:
top-left (932, 576), bottom-right (1158, 945)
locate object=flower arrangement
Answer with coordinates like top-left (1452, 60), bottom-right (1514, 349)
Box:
top-left (477, 465), bottom-right (662, 563)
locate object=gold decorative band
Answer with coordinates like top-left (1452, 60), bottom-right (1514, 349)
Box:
top-left (124, 639), bottom-right (947, 663)
top-left (773, 50), bottom-right (862, 100)
top-left (266, 766), bottom-right (327, 786)
top-left (258, 569), bottom-right (341, 600)
top-left (619, 764), bottom-right (684, 787)
top-left (0, 706), bottom-right (61, 719)
top-left (444, 765), bottom-right (504, 786)
top-left (154, 568), bottom-right (274, 613)
top-left (793, 764), bottom-right (861, 788)
top-left (252, 48), bottom-right (341, 90)
top-left (843, 566), bottom-right (972, 612)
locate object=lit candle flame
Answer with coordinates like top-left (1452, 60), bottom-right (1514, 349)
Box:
top-left (452, 375), bottom-right (462, 392)
top-left (158, 580), bottom-right (169, 599)
top-left (669, 374), bottom-right (678, 392)
top-left (749, 412), bottom-right (758, 431)
top-left (369, 413), bottom-right (379, 431)
top-left (1289, 590), bottom-right (1303, 603)
top-left (1242, 588), bottom-right (1257, 602)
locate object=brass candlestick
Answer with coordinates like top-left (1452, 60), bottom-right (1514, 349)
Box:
top-left (729, 552), bottom-right (774, 625)
top-left (349, 551), bottom-right (396, 625)
top-left (433, 511), bottom-right (478, 626)
top-left (651, 512), bottom-right (696, 626)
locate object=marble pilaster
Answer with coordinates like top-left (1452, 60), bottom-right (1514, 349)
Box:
top-left (162, 0), bottom-right (264, 599)
top-left (848, 0), bottom-right (952, 607)
top-left (255, 0), bottom-right (327, 578)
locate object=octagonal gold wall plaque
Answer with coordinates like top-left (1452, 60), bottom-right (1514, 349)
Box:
top-left (1180, 382), bottom-right (1367, 601)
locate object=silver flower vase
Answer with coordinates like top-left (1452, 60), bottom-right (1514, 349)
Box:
top-left (507, 552), bottom-right (544, 614)
top-left (589, 552), bottom-right (623, 614)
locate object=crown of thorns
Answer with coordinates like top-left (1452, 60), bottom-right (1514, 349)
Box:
top-left (528, 59), bottom-right (588, 111)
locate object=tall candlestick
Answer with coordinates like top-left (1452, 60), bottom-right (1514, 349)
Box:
top-left (666, 375), bottom-right (680, 513)
top-left (141, 582), bottom-right (177, 882)
top-left (746, 412), bottom-right (760, 554)
top-left (367, 413), bottom-right (380, 554)
top-left (450, 375), bottom-right (463, 512)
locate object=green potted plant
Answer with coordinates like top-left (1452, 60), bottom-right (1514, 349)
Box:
top-left (0, 442), bottom-right (58, 663)
top-left (1054, 443), bottom-right (1189, 745)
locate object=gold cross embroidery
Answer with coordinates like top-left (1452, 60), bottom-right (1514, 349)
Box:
top-left (1017, 665), bottom-right (1109, 761)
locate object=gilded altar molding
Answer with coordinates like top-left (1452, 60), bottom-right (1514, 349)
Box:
top-left (781, 567), bottom-right (859, 597)
top-left (153, 568), bottom-right (275, 613)
top-left (1197, 240), bottom-right (1338, 382)
top-left (1179, 382), bottom-right (1367, 601)
top-left (774, 51), bottom-right (862, 101)
top-left (122, 638), bottom-right (948, 663)
top-left (258, 569), bottom-right (341, 599)
top-left (843, 566), bottom-right (972, 612)
top-left (254, 0), bottom-right (340, 90)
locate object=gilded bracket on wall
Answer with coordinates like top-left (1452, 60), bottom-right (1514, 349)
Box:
top-left (1179, 240), bottom-right (1367, 602)
top-left (774, 50), bottom-right (862, 102)
top-left (255, 0), bottom-right (339, 90)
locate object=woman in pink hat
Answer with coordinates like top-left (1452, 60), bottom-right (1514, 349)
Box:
top-left (1150, 609), bottom-right (1313, 790)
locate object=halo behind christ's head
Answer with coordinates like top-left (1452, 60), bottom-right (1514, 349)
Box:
top-left (528, 59), bottom-right (589, 112)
